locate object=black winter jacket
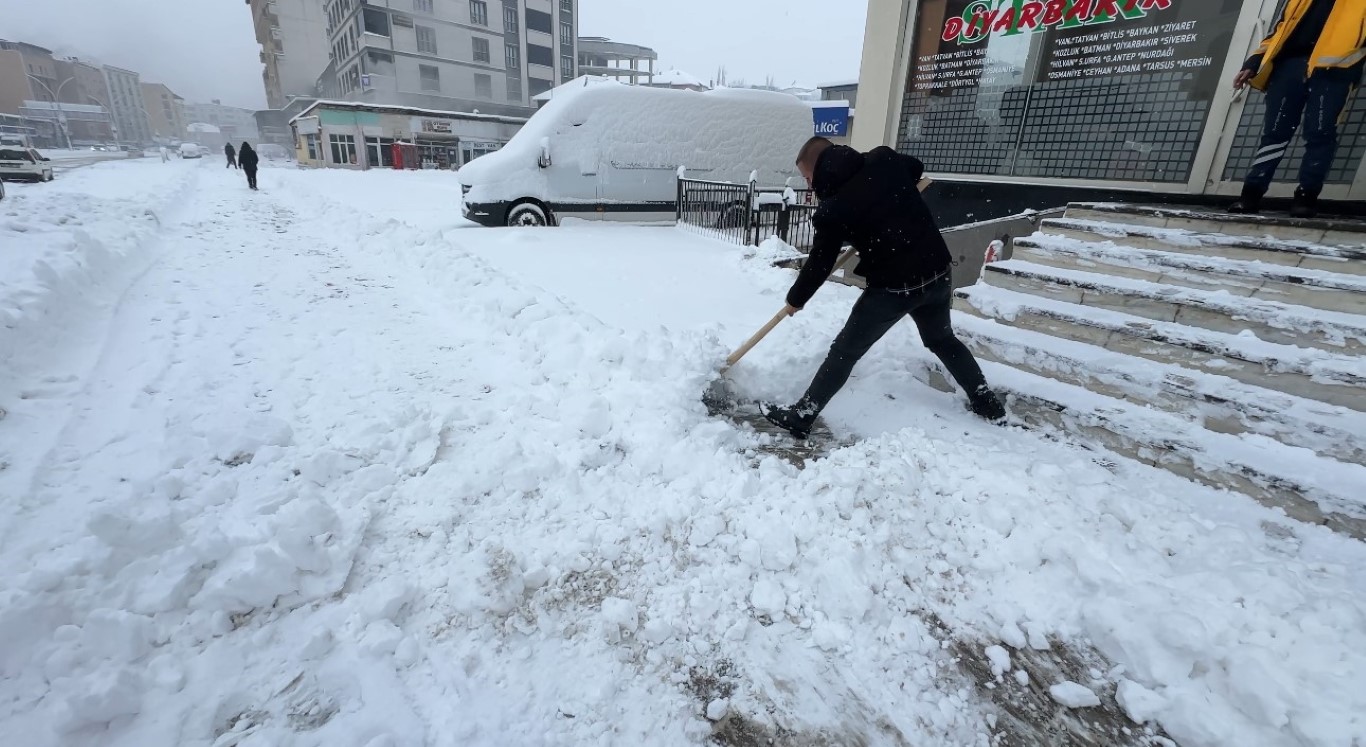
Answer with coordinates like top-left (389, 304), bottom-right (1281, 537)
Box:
top-left (786, 146), bottom-right (950, 310)
top-left (238, 145), bottom-right (259, 170)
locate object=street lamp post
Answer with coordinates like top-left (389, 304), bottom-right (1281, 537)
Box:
top-left (26, 74), bottom-right (76, 149)
top-left (85, 94), bottom-right (118, 146)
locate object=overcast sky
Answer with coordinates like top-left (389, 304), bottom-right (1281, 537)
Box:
top-left (0, 0), bottom-right (867, 110)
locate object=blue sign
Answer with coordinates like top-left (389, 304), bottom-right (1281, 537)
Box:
top-left (812, 105), bottom-right (850, 138)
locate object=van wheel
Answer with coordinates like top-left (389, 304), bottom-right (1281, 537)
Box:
top-left (507, 202), bottom-right (550, 227)
top-left (716, 202), bottom-right (748, 230)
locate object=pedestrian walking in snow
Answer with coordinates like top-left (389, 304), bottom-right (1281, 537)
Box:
top-left (762, 137), bottom-right (1005, 439)
top-left (238, 142), bottom-right (259, 191)
top-left (225, 143), bottom-right (238, 169)
top-left (1229, 0), bottom-right (1365, 219)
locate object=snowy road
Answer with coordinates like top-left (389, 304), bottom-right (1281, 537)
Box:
top-left (2, 160), bottom-right (1365, 746)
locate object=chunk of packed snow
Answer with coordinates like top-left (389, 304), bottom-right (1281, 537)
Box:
top-left (1049, 681), bottom-right (1102, 708)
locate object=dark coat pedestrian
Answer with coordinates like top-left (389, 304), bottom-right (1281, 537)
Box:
top-left (225, 143), bottom-right (238, 169)
top-left (238, 142), bottom-right (259, 190)
top-left (762, 137), bottom-right (1005, 438)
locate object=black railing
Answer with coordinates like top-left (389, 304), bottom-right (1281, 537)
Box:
top-left (677, 176), bottom-right (817, 250)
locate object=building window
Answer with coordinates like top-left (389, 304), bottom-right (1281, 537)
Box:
top-left (416, 25), bottom-right (438, 54)
top-left (528, 77), bottom-right (552, 97)
top-left (473, 37), bottom-right (490, 63)
top-left (560, 0), bottom-right (573, 11)
top-left (561, 55), bottom-right (574, 81)
top-left (527, 43), bottom-right (553, 68)
top-left (475, 73), bottom-right (493, 99)
top-left (526, 8), bottom-right (552, 34)
top-left (505, 43), bottom-right (519, 70)
top-left (503, 5), bottom-right (518, 33)
top-left (363, 7), bottom-right (391, 36)
top-left (419, 64), bottom-right (440, 91)
top-left (305, 133), bottom-right (320, 160)
top-left (365, 136), bottom-right (396, 168)
top-left (329, 133), bottom-right (357, 164)
top-left (469, 0), bottom-right (488, 25)
top-left (507, 76), bottom-right (522, 101)
top-left (560, 22), bottom-right (573, 47)
top-left (414, 0), bottom-right (433, 12)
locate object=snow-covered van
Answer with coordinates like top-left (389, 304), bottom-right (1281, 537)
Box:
top-left (458, 82), bottom-right (811, 227)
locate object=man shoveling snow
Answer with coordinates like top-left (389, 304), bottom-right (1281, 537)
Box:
top-left (763, 137), bottom-right (1006, 438)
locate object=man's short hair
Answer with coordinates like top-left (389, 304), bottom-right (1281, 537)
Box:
top-left (796, 136), bottom-right (833, 169)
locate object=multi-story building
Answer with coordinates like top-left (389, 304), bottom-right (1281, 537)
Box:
top-left (185, 99), bottom-right (262, 143)
top-left (577, 37), bottom-right (656, 84)
top-left (104, 65), bottom-right (154, 145)
top-left (321, 0), bottom-right (576, 116)
top-left (0, 42), bottom-right (116, 146)
top-left (247, 0), bottom-right (333, 109)
top-left (141, 82), bottom-right (187, 142)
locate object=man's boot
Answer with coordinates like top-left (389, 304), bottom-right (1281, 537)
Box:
top-left (1290, 187), bottom-right (1320, 219)
top-left (969, 386), bottom-right (1007, 424)
top-left (1229, 185), bottom-right (1265, 215)
top-left (762, 397), bottom-right (821, 439)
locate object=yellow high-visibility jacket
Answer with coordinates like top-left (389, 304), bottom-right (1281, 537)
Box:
top-left (1250, 0), bottom-right (1366, 90)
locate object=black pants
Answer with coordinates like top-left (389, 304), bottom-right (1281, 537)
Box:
top-left (244, 166), bottom-right (257, 190)
top-left (1245, 58), bottom-right (1356, 194)
top-left (801, 275), bottom-right (989, 412)
top-left (226, 155), bottom-right (237, 169)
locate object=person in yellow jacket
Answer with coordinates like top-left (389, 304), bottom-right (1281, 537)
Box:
top-left (1229, 0), bottom-right (1365, 218)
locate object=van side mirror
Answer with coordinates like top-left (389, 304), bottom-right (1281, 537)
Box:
top-left (537, 137), bottom-right (551, 168)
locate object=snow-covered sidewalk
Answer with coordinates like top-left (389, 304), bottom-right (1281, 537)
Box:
top-left (2, 162), bottom-right (1364, 747)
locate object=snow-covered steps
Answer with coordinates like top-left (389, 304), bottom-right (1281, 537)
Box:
top-left (1065, 202), bottom-right (1366, 248)
top-left (1039, 217), bottom-right (1366, 276)
top-left (1013, 234), bottom-right (1366, 315)
top-left (955, 285), bottom-right (1364, 412)
top-left (979, 260), bottom-right (1366, 354)
top-left (911, 357), bottom-right (1366, 539)
top-left (952, 313), bottom-right (1366, 466)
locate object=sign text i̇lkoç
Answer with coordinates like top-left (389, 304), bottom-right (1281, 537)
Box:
top-left (943, 0), bottom-right (1175, 44)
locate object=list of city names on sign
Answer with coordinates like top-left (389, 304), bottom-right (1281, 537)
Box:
top-left (912, 19), bottom-right (1214, 91)
top-left (1046, 19), bottom-right (1211, 79)
top-left (913, 48), bottom-right (1017, 91)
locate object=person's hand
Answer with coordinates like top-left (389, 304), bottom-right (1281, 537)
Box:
top-left (1233, 69), bottom-right (1253, 90)
top-left (783, 304), bottom-right (801, 317)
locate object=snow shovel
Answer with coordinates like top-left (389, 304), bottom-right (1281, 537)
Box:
top-left (702, 178), bottom-right (932, 412)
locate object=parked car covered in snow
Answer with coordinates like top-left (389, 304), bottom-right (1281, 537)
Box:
top-left (458, 81), bottom-right (811, 227)
top-left (179, 143), bottom-right (204, 159)
top-left (0, 147), bottom-right (54, 182)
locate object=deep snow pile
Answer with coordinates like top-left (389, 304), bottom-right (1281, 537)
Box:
top-left (1, 163), bottom-right (1364, 747)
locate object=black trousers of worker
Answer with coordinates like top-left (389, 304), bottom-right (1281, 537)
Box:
top-left (244, 166), bottom-right (258, 190)
top-left (801, 273), bottom-right (989, 412)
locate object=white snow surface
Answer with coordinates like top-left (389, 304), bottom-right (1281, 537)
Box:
top-left (1, 160), bottom-right (1365, 746)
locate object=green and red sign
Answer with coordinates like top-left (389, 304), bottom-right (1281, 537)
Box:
top-left (942, 0), bottom-right (1175, 44)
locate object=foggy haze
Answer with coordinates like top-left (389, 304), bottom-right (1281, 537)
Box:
top-left (0, 0), bottom-right (867, 109)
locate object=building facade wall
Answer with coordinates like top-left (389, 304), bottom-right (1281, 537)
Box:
top-left (251, 0), bottom-right (333, 108)
top-left (0, 50), bottom-right (33, 115)
top-left (104, 66), bottom-right (153, 144)
top-left (320, 0), bottom-right (574, 117)
top-left (291, 102), bottom-right (522, 170)
top-left (141, 83), bottom-right (187, 141)
top-left (856, 0), bottom-right (1365, 202)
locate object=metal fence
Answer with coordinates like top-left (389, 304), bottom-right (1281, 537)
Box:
top-left (677, 176), bottom-right (817, 250)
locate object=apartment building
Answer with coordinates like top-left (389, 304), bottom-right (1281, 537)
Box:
top-left (322, 0), bottom-right (576, 117)
top-left (247, 0), bottom-right (333, 109)
top-left (141, 82), bottom-right (188, 141)
top-left (104, 65), bottom-right (154, 145)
